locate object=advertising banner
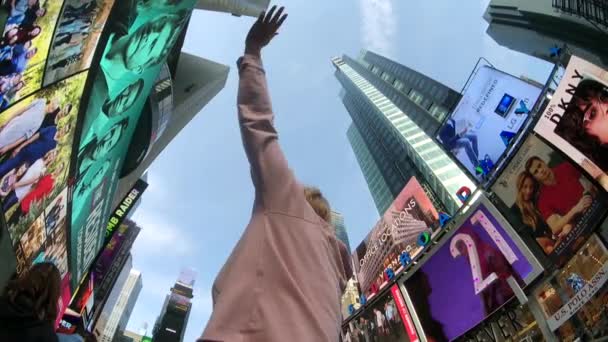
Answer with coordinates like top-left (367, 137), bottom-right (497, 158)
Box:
top-left (535, 234), bottom-right (608, 334)
top-left (534, 56), bottom-right (608, 191)
top-left (70, 270), bottom-right (95, 324)
top-left (404, 197), bottom-right (542, 342)
top-left (70, 0), bottom-right (195, 288)
top-left (436, 66), bottom-right (542, 182)
top-left (341, 278), bottom-right (361, 319)
top-left (353, 177), bottom-right (440, 297)
top-left (93, 220), bottom-right (140, 312)
top-left (391, 285), bottom-right (420, 342)
top-left (44, 0), bottom-right (117, 86)
top-left (492, 135), bottom-right (607, 266)
top-left (342, 287), bottom-right (415, 342)
top-left (55, 273), bottom-right (72, 329)
top-left (0, 0), bottom-right (65, 108)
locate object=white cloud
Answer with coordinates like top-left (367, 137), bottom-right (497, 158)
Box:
top-left (131, 208), bottom-right (195, 258)
top-left (359, 0), bottom-right (397, 58)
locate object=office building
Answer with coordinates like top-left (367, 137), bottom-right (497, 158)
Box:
top-left (196, 0), bottom-right (270, 17)
top-left (113, 54), bottom-right (229, 209)
top-left (153, 270), bottom-right (196, 342)
top-left (331, 211), bottom-right (351, 252)
top-left (97, 270), bottom-right (143, 342)
top-left (333, 51), bottom-right (474, 215)
top-left (94, 255), bottom-right (133, 339)
top-left (484, 0), bottom-right (608, 67)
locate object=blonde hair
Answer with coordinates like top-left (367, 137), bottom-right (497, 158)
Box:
top-left (515, 172), bottom-right (541, 230)
top-left (304, 186), bottom-right (331, 222)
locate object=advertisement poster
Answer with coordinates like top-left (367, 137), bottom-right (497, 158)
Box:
top-left (0, 0), bottom-right (66, 108)
top-left (342, 287), bottom-right (415, 342)
top-left (353, 177), bottom-right (440, 297)
top-left (535, 235), bottom-right (608, 337)
top-left (534, 56), bottom-right (608, 191)
top-left (93, 220), bottom-right (140, 313)
top-left (70, 0), bottom-right (195, 288)
top-left (341, 278), bottom-right (361, 319)
top-left (404, 198), bottom-right (542, 342)
top-left (44, 0), bottom-right (116, 86)
top-left (105, 178), bottom-right (147, 244)
top-left (492, 135), bottom-right (607, 266)
top-left (0, 71), bottom-right (86, 243)
top-left (436, 66), bottom-right (542, 182)
top-left (55, 273), bottom-right (72, 329)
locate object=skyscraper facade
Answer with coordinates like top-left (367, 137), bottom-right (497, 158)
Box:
top-left (484, 0), bottom-right (608, 67)
top-left (153, 270), bottom-right (195, 342)
top-left (93, 255), bottom-right (133, 340)
top-left (98, 270), bottom-right (143, 342)
top-left (331, 211), bottom-right (351, 252)
top-left (333, 51), bottom-right (474, 215)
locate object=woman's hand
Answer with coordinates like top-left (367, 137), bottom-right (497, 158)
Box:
top-left (245, 5), bottom-right (288, 57)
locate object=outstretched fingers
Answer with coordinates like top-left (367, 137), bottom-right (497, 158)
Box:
top-left (264, 5), bottom-right (277, 24)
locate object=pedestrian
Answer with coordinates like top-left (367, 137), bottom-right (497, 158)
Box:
top-left (199, 6), bottom-right (352, 342)
top-left (0, 263), bottom-right (61, 342)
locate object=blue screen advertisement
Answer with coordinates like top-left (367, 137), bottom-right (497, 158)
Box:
top-left (70, 0), bottom-right (195, 288)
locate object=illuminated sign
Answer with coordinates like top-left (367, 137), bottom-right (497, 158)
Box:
top-left (105, 179), bottom-right (147, 243)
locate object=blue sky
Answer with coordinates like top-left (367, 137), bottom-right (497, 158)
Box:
top-left (125, 0), bottom-right (553, 340)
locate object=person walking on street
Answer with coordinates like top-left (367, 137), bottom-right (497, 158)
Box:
top-left (199, 5), bottom-right (352, 342)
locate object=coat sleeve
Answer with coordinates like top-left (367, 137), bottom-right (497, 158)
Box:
top-left (237, 54), bottom-right (298, 211)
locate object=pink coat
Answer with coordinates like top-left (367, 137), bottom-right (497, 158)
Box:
top-left (199, 54), bottom-right (353, 342)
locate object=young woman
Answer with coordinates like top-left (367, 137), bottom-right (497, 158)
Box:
top-left (0, 262), bottom-right (61, 342)
top-left (515, 172), bottom-right (558, 254)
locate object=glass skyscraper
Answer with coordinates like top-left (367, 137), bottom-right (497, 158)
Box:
top-left (331, 211), bottom-right (351, 252)
top-left (333, 51), bottom-right (475, 215)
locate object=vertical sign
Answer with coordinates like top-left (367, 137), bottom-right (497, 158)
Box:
top-left (391, 285), bottom-right (419, 342)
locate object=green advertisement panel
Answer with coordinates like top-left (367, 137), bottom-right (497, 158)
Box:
top-left (70, 0), bottom-right (195, 288)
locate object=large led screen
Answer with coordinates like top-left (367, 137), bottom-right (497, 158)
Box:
top-left (492, 135), bottom-right (607, 267)
top-left (0, 70), bottom-right (86, 277)
top-left (44, 0), bottom-right (117, 86)
top-left (70, 0), bottom-right (195, 288)
top-left (353, 177), bottom-right (440, 298)
top-left (436, 66), bottom-right (542, 182)
top-left (534, 56), bottom-right (608, 192)
top-left (0, 0), bottom-right (65, 108)
top-left (404, 197), bottom-right (542, 342)
top-left (343, 286), bottom-right (420, 342)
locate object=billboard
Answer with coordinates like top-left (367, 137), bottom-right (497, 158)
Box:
top-left (492, 135), bottom-right (607, 266)
top-left (342, 286), bottom-right (419, 342)
top-left (44, 0), bottom-right (117, 86)
top-left (0, 0), bottom-right (65, 108)
top-left (353, 177), bottom-right (440, 297)
top-left (105, 178), bottom-right (147, 243)
top-left (93, 220), bottom-right (140, 314)
top-left (404, 197), bottom-right (543, 342)
top-left (56, 273), bottom-right (72, 329)
top-left (534, 56), bottom-right (608, 192)
top-left (436, 66), bottom-right (542, 182)
top-left (70, 0), bottom-right (195, 287)
top-left (535, 234), bottom-right (608, 334)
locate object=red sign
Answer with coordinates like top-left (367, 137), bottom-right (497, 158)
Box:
top-left (55, 274), bottom-right (72, 329)
top-left (391, 285), bottom-right (419, 342)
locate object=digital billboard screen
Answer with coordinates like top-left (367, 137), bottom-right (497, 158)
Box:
top-left (343, 285), bottom-right (420, 342)
top-left (534, 55), bottom-right (608, 192)
top-left (0, 70), bottom-right (86, 277)
top-left (353, 177), bottom-right (440, 298)
top-left (436, 66), bottom-right (542, 182)
top-left (44, 0), bottom-right (117, 86)
top-left (70, 0), bottom-right (195, 288)
top-left (404, 197), bottom-right (542, 342)
top-left (492, 135), bottom-right (607, 267)
top-left (0, 0), bottom-right (66, 108)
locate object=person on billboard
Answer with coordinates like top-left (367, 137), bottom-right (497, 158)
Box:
top-left (406, 271), bottom-right (449, 342)
top-left (0, 25), bottom-right (42, 47)
top-left (0, 123), bottom-right (67, 179)
top-left (199, 7), bottom-right (352, 342)
top-left (1, 154), bottom-right (50, 211)
top-left (7, 162), bottom-right (65, 226)
top-left (0, 262), bottom-right (61, 342)
top-left (437, 118), bottom-right (480, 169)
top-left (77, 117), bottom-right (129, 182)
top-left (515, 172), bottom-right (558, 254)
top-left (0, 41), bottom-right (37, 76)
top-left (525, 156), bottom-right (595, 237)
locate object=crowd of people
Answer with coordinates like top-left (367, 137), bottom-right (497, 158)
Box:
top-left (343, 299), bottom-right (403, 342)
top-left (0, 0), bottom-right (47, 109)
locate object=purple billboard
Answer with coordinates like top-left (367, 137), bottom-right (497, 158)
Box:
top-left (404, 197), bottom-right (542, 341)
